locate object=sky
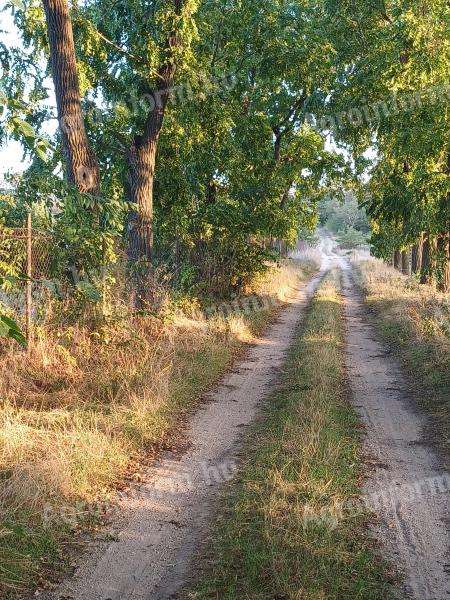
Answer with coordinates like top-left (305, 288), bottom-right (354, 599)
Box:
top-left (0, 7), bottom-right (56, 180)
top-left (0, 9), bottom-right (24, 177)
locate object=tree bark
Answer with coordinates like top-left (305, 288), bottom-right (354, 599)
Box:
top-left (420, 237), bottom-right (436, 285)
top-left (127, 136), bottom-right (159, 262)
top-left (127, 0), bottom-right (184, 263)
top-left (412, 233), bottom-right (424, 273)
top-left (42, 0), bottom-right (100, 196)
top-left (443, 240), bottom-right (450, 293)
top-left (205, 179), bottom-right (217, 205)
top-left (393, 250), bottom-right (401, 270)
top-left (437, 234), bottom-right (450, 293)
top-left (273, 127), bottom-right (282, 162)
top-left (401, 250), bottom-right (410, 275)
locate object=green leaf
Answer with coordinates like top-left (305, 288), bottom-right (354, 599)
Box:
top-left (12, 116), bottom-right (36, 139)
top-left (0, 314), bottom-right (26, 346)
top-left (9, 0), bottom-right (25, 10)
top-left (76, 281), bottom-right (101, 302)
top-left (0, 319), bottom-right (10, 337)
top-left (35, 139), bottom-right (48, 161)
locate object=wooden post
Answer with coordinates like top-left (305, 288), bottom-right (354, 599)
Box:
top-left (26, 212), bottom-right (32, 348)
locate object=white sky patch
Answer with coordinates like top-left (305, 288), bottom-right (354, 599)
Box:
top-left (1, 7), bottom-right (57, 179)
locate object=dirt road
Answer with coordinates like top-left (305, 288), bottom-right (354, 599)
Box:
top-left (43, 249), bottom-right (449, 600)
top-left (44, 263), bottom-right (328, 600)
top-left (341, 260), bottom-right (450, 600)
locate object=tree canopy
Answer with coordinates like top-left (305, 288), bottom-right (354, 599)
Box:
top-left (1, 0), bottom-right (449, 299)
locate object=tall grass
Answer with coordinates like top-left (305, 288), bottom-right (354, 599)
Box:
top-left (0, 258), bottom-right (317, 598)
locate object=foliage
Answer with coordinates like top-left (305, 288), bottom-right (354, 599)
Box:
top-left (336, 226), bottom-right (368, 249)
top-left (1, 0), bottom-right (347, 299)
top-left (1, 0), bottom-right (448, 296)
top-left (0, 275), bottom-right (25, 345)
top-left (321, 0), bottom-right (450, 288)
top-left (320, 192), bottom-right (370, 234)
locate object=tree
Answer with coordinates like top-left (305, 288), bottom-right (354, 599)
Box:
top-left (126, 0), bottom-right (187, 262)
top-left (42, 0), bottom-right (100, 197)
top-left (4, 0), bottom-right (348, 298)
top-left (322, 0), bottom-right (450, 290)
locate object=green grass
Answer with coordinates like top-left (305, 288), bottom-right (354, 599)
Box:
top-left (188, 271), bottom-right (392, 600)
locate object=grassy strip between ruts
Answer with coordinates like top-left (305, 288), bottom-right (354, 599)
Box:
top-left (187, 269), bottom-right (392, 600)
top-left (0, 259), bottom-right (317, 599)
top-left (351, 255), bottom-right (450, 457)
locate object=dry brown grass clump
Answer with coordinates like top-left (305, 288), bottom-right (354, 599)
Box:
top-left (352, 254), bottom-right (450, 342)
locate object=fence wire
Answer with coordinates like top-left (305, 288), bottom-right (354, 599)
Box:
top-left (0, 218), bottom-right (52, 341)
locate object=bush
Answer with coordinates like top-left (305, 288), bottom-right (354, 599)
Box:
top-left (336, 227), bottom-right (368, 249)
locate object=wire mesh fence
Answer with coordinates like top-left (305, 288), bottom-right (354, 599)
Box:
top-left (0, 213), bottom-right (298, 348)
top-left (0, 214), bottom-right (52, 345)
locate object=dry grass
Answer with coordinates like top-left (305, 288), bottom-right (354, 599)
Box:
top-left (188, 271), bottom-right (391, 600)
top-left (0, 258), bottom-right (317, 598)
top-left (351, 254), bottom-right (450, 454)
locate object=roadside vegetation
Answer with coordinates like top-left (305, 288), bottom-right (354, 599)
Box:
top-left (188, 271), bottom-right (391, 600)
top-left (0, 258), bottom-right (316, 598)
top-left (352, 255), bottom-right (450, 457)
top-left (319, 192), bottom-right (370, 250)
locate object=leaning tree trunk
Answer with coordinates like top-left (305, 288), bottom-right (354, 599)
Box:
top-left (42, 0), bottom-right (100, 196)
top-left (127, 0), bottom-right (184, 264)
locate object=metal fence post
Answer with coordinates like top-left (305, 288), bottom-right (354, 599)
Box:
top-left (26, 212), bottom-right (32, 348)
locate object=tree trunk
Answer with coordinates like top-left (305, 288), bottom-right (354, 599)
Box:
top-left (439, 154), bottom-right (450, 292)
top-left (412, 233), bottom-right (424, 273)
top-left (127, 140), bottom-right (158, 262)
top-left (127, 0), bottom-right (184, 263)
top-left (273, 128), bottom-right (282, 162)
top-left (205, 179), bottom-right (217, 205)
top-left (420, 237), bottom-right (436, 285)
top-left (401, 250), bottom-right (410, 275)
top-left (443, 242), bottom-right (450, 293)
top-left (437, 234), bottom-right (450, 293)
top-left (393, 250), bottom-right (401, 270)
top-left (42, 0), bottom-right (100, 196)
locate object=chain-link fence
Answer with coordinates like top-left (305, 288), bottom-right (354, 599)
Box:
top-left (0, 214), bottom-right (52, 345)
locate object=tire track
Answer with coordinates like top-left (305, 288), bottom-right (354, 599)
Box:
top-left (341, 260), bottom-right (450, 600)
top-left (43, 264), bottom-right (328, 600)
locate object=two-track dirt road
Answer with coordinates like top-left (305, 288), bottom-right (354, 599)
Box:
top-left (43, 248), bottom-right (449, 600)
top-left (44, 260), bottom-right (330, 600)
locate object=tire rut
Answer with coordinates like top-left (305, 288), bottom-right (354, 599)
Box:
top-left (341, 260), bottom-right (450, 600)
top-left (43, 265), bottom-right (329, 600)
